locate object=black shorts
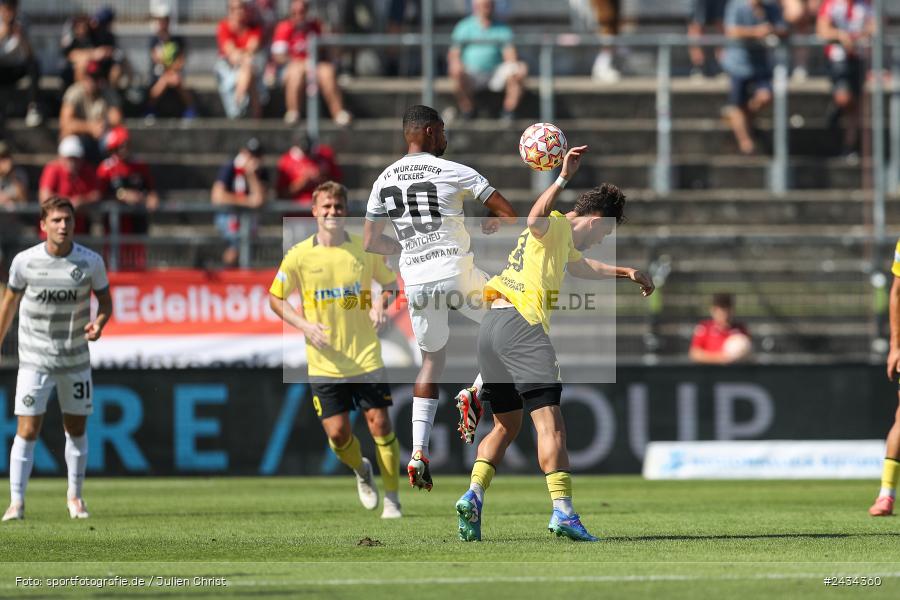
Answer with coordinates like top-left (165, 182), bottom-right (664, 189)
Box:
top-left (309, 369), bottom-right (393, 420)
top-left (482, 384), bottom-right (561, 415)
top-left (829, 57), bottom-right (863, 98)
top-left (477, 307), bottom-right (562, 413)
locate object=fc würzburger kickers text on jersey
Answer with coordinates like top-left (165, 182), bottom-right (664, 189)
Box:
top-left (366, 152), bottom-right (495, 286)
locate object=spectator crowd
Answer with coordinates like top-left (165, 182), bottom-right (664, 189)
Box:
top-left (0, 0), bottom-right (885, 272)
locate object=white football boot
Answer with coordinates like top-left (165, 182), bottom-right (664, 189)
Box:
top-left (356, 458), bottom-right (379, 510)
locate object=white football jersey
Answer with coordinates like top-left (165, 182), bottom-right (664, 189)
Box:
top-left (7, 243), bottom-right (109, 373)
top-left (365, 152), bottom-right (495, 286)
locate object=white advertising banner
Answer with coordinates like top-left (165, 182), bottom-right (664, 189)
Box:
top-left (643, 440), bottom-right (885, 480)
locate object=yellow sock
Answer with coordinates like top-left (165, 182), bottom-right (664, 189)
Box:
top-left (545, 470), bottom-right (572, 500)
top-left (329, 435), bottom-right (363, 472)
top-left (374, 433), bottom-right (400, 493)
top-left (471, 459), bottom-right (496, 491)
top-left (881, 458), bottom-right (900, 492)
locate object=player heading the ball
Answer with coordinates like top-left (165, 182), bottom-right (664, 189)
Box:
top-left (363, 105), bottom-right (517, 491)
top-left (455, 146), bottom-right (654, 542)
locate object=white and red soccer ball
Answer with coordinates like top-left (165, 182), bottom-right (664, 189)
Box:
top-left (518, 123), bottom-right (568, 171)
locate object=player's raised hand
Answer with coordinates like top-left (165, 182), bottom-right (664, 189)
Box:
top-left (629, 270), bottom-right (655, 297)
top-left (560, 145), bottom-right (588, 181)
top-left (302, 322), bottom-right (330, 349)
top-left (886, 346), bottom-right (900, 381)
top-left (481, 216), bottom-right (501, 235)
top-left (84, 321), bottom-right (103, 341)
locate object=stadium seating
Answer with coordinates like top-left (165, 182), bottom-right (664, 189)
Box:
top-left (2, 4), bottom-right (898, 365)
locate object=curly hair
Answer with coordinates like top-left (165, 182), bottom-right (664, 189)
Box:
top-left (573, 183), bottom-right (626, 223)
top-left (402, 105), bottom-right (441, 134)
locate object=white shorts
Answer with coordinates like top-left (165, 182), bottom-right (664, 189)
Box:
top-left (467, 61), bottom-right (525, 93)
top-left (405, 268), bottom-right (489, 352)
top-left (14, 367), bottom-right (94, 417)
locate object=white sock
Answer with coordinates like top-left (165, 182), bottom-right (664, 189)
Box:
top-left (411, 396), bottom-right (439, 454)
top-left (553, 496), bottom-right (575, 516)
top-left (472, 373), bottom-right (483, 395)
top-left (9, 435), bottom-right (35, 505)
top-left (879, 487), bottom-right (896, 499)
top-left (65, 432), bottom-right (88, 499)
top-left (469, 482), bottom-right (485, 503)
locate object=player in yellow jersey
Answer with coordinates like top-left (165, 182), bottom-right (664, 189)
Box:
top-left (269, 182), bottom-right (403, 519)
top-left (869, 239), bottom-right (900, 516)
top-left (455, 146), bottom-right (654, 541)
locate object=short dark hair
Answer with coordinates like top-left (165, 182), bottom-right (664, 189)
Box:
top-left (403, 105), bottom-right (441, 134)
top-left (573, 183), bottom-right (626, 223)
top-left (40, 196), bottom-right (75, 220)
top-left (711, 293), bottom-right (734, 309)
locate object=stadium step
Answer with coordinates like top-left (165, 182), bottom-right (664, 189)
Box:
top-left (3, 117), bottom-right (876, 159)
top-left (4, 76), bottom-right (839, 121)
top-left (12, 151), bottom-right (873, 192)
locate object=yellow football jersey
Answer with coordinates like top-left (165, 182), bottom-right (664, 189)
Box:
top-left (485, 210), bottom-right (582, 333)
top-left (270, 232), bottom-right (397, 378)
top-left (893, 239), bottom-right (900, 277)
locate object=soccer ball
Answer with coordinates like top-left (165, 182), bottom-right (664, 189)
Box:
top-left (518, 123), bottom-right (568, 171)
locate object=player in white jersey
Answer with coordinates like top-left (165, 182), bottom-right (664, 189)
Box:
top-left (364, 105), bottom-right (517, 490)
top-left (0, 197), bottom-right (112, 522)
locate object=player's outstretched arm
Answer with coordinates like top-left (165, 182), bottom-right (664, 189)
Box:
top-left (0, 287), bottom-right (23, 344)
top-left (363, 218), bottom-right (403, 255)
top-left (527, 145), bottom-right (588, 239)
top-left (567, 258), bottom-right (654, 297)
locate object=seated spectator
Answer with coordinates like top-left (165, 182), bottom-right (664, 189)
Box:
top-left (688, 0), bottom-right (727, 78)
top-left (0, 140), bottom-right (26, 207)
top-left (721, 0), bottom-right (787, 155)
top-left (39, 136), bottom-right (101, 235)
top-left (782, 0), bottom-right (820, 81)
top-left (591, 0), bottom-right (622, 83)
top-left (0, 0), bottom-right (42, 127)
top-left (59, 59), bottom-right (122, 163)
top-left (276, 132), bottom-right (341, 207)
top-left (146, 2), bottom-right (196, 119)
top-left (817, 0), bottom-right (874, 163)
top-left (689, 293), bottom-right (752, 364)
top-left (216, 0), bottom-right (266, 119)
top-left (97, 126), bottom-right (158, 270)
top-left (448, 0), bottom-right (527, 122)
top-left (271, 0), bottom-right (352, 126)
top-left (89, 7), bottom-right (132, 92)
top-left (60, 14), bottom-right (94, 87)
top-left (212, 138), bottom-right (269, 267)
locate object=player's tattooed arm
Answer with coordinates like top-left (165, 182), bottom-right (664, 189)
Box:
top-left (85, 287), bottom-right (113, 341)
top-left (527, 145), bottom-right (588, 239)
top-left (567, 259), bottom-right (654, 297)
top-left (363, 218), bottom-right (403, 255)
top-left (0, 287), bottom-right (24, 345)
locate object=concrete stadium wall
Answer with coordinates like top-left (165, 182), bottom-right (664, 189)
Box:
top-left (0, 364), bottom-right (893, 476)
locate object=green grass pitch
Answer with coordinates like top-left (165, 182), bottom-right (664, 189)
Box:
top-left (1, 476), bottom-right (898, 598)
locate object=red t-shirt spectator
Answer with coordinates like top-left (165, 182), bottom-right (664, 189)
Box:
top-left (97, 155), bottom-right (155, 197)
top-left (690, 319), bottom-right (750, 353)
top-left (39, 159), bottom-right (100, 234)
top-left (217, 19), bottom-right (262, 55)
top-left (271, 18), bottom-right (322, 60)
top-left (276, 144), bottom-right (341, 205)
